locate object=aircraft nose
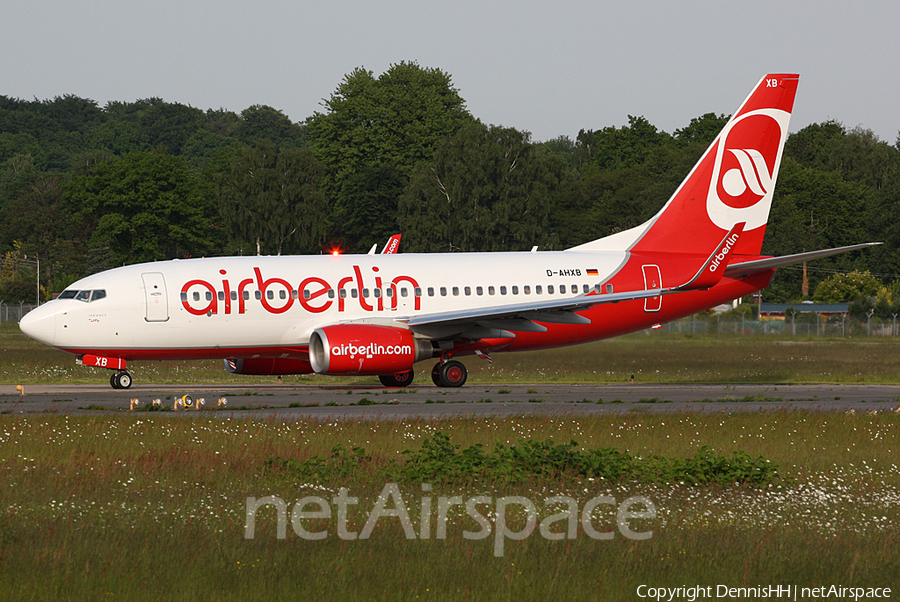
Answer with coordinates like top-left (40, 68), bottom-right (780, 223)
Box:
top-left (19, 304), bottom-right (58, 346)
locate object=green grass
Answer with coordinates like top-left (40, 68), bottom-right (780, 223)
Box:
top-left (5, 320), bottom-right (900, 385)
top-left (1, 412), bottom-right (898, 600)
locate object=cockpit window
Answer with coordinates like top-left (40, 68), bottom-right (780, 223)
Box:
top-left (59, 289), bottom-right (107, 303)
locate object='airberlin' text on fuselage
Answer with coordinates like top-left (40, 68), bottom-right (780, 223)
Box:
top-left (180, 265), bottom-right (421, 316)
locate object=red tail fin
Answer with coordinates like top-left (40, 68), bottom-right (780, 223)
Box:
top-left (573, 74), bottom-right (798, 258)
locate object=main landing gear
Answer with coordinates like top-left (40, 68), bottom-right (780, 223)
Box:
top-left (377, 360), bottom-right (469, 389)
top-left (378, 370), bottom-right (415, 387)
top-left (431, 360), bottom-right (468, 388)
top-left (110, 371), bottom-right (133, 389)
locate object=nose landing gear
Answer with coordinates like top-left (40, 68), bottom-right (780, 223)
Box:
top-left (110, 371), bottom-right (133, 389)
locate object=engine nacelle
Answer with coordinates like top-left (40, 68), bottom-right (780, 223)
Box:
top-left (224, 357), bottom-right (313, 375)
top-left (309, 324), bottom-right (432, 375)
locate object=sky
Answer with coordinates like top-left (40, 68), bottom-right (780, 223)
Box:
top-left (3, 0), bottom-right (898, 144)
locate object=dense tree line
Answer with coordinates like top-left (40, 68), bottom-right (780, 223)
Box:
top-left (1, 62), bottom-right (899, 304)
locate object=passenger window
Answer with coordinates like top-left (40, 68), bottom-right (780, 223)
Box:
top-left (524, 285), bottom-right (531, 295)
top-left (536, 285), bottom-right (542, 294)
top-left (548, 285), bottom-right (554, 294)
top-left (218, 291), bottom-right (225, 301)
top-left (340, 289), bottom-right (347, 299)
top-left (266, 290), bottom-right (274, 300)
top-left (606, 283), bottom-right (614, 294)
top-left (465, 286), bottom-right (471, 296)
top-left (291, 290), bottom-right (298, 299)
top-left (255, 291), bottom-right (262, 300)
top-left (415, 287), bottom-right (422, 297)
top-left (440, 287), bottom-right (447, 297)
top-left (180, 292), bottom-right (187, 302)
top-left (511, 286), bottom-right (518, 295)
top-left (231, 291), bottom-right (238, 301)
top-left (304, 290), bottom-right (311, 300)
top-left (571, 285), bottom-right (578, 294)
top-left (500, 286), bottom-right (507, 295)
top-left (386, 288), bottom-right (393, 298)
top-left (476, 286), bottom-right (483, 296)
top-left (583, 284), bottom-right (590, 293)
top-left (206, 291), bottom-right (214, 301)
top-left (243, 291), bottom-right (250, 301)
top-left (351, 289), bottom-right (358, 299)
top-left (362, 288), bottom-right (370, 298)
top-left (401, 288), bottom-right (409, 297)
top-left (328, 289), bottom-right (335, 299)
top-left (374, 289), bottom-right (382, 298)
top-left (427, 287), bottom-right (434, 297)
top-left (488, 286), bottom-right (495, 295)
top-left (452, 287), bottom-right (459, 296)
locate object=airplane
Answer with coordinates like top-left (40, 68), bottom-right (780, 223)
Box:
top-left (19, 73), bottom-right (879, 390)
top-left (366, 234), bottom-right (402, 255)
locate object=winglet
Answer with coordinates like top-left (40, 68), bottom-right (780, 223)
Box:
top-left (675, 222), bottom-right (745, 291)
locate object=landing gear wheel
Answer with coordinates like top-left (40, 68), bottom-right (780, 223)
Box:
top-left (110, 371), bottom-right (132, 390)
top-left (379, 370), bottom-right (414, 387)
top-left (437, 360), bottom-right (467, 388)
top-left (431, 363), bottom-right (442, 386)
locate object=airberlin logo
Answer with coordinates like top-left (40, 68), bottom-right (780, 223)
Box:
top-left (708, 232), bottom-right (740, 272)
top-left (706, 108), bottom-right (790, 231)
top-left (180, 265), bottom-right (421, 317)
top-left (331, 343), bottom-right (412, 358)
top-left (720, 148), bottom-right (773, 201)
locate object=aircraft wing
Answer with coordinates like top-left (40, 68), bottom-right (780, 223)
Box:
top-left (400, 288), bottom-right (670, 339)
top-left (724, 243), bottom-right (881, 277)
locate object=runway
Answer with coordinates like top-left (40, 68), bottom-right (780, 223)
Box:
top-left (2, 382), bottom-right (899, 419)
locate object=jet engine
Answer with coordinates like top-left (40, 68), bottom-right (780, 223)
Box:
top-left (308, 324), bottom-right (432, 375)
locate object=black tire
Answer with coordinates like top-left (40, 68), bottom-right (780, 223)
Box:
top-left (431, 363), bottom-right (443, 386)
top-left (110, 373), bottom-right (120, 389)
top-left (379, 370), bottom-right (414, 387)
top-left (438, 361), bottom-right (467, 388)
top-left (115, 372), bottom-right (133, 389)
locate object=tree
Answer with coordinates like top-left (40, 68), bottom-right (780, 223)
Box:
top-left (237, 105), bottom-right (306, 148)
top-left (63, 151), bottom-right (216, 265)
top-left (214, 145), bottom-right (327, 255)
top-left (577, 115), bottom-right (673, 170)
top-left (813, 270), bottom-right (881, 303)
top-left (398, 123), bottom-right (564, 252)
top-left (336, 162), bottom-right (406, 252)
top-left (306, 62), bottom-right (474, 248)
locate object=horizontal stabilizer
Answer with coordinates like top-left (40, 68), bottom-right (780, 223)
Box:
top-left (724, 243), bottom-right (881, 277)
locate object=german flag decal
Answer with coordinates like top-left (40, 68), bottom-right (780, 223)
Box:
top-left (586, 269), bottom-right (599, 277)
